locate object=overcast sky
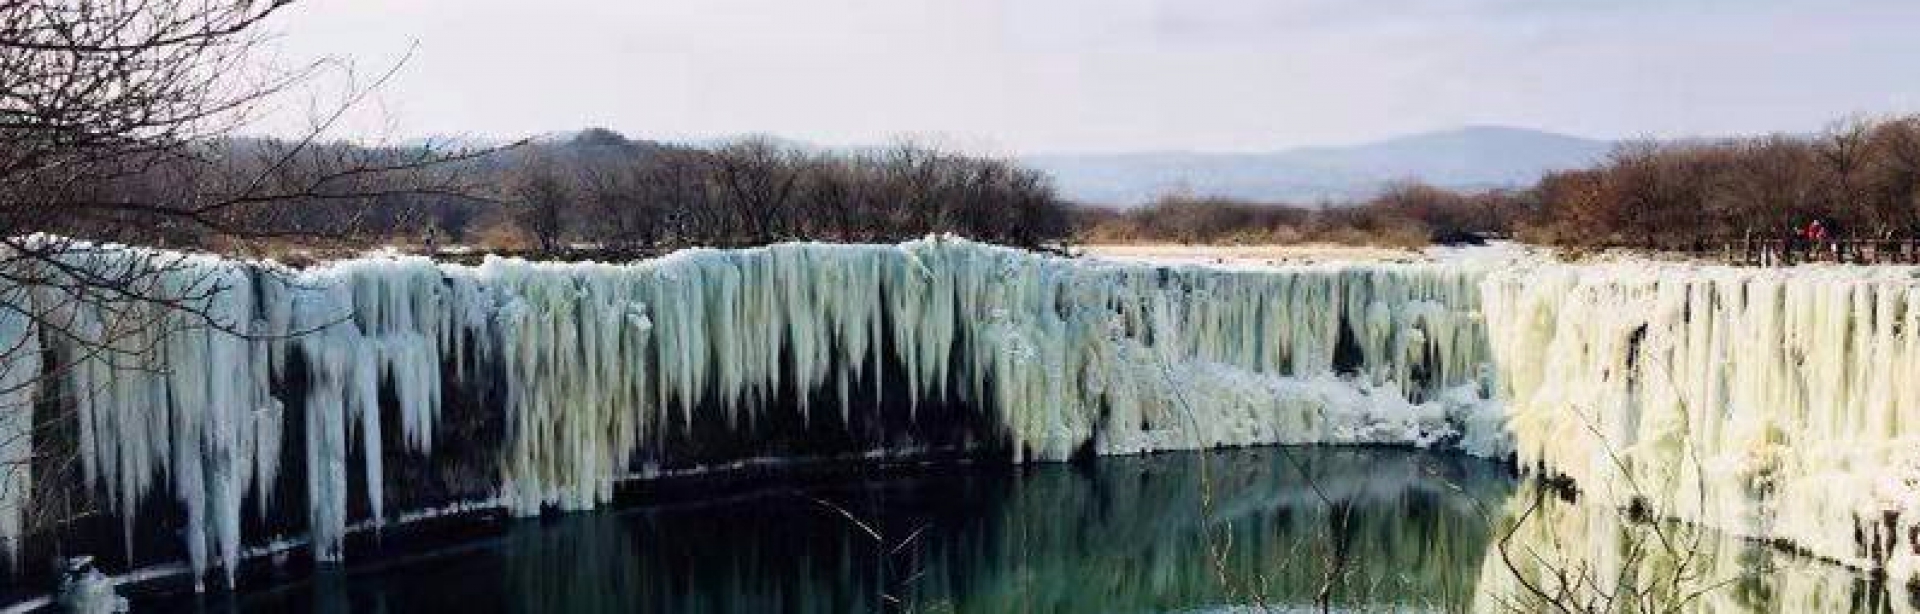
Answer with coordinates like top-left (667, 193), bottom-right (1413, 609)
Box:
top-left (265, 0), bottom-right (1920, 154)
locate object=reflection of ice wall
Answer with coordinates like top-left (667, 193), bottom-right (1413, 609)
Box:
top-left (0, 237), bottom-right (1498, 588)
top-left (1483, 263), bottom-right (1920, 585)
top-left (485, 448), bottom-right (1511, 614)
top-left (1474, 483), bottom-right (1912, 614)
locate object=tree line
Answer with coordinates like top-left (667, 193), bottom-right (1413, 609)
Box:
top-left (30, 115), bottom-right (1920, 256)
top-left (23, 131), bottom-right (1076, 256)
top-left (439, 130), bottom-right (1074, 254)
top-left (1074, 183), bottom-right (1526, 247)
top-left (1079, 115), bottom-right (1920, 251)
top-left (1519, 116), bottom-right (1920, 249)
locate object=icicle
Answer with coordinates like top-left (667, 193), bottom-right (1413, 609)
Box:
top-left (1483, 262), bottom-right (1920, 579)
top-left (0, 291), bottom-right (39, 567)
top-left (33, 236), bottom-right (1920, 590)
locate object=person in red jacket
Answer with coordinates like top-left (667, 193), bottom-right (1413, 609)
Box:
top-left (1799, 219), bottom-right (1835, 261)
top-left (1804, 219), bottom-right (1828, 242)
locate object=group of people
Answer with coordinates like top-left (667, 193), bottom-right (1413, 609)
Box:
top-left (1779, 218), bottom-right (1842, 262)
top-left (1746, 219), bottom-right (1920, 265)
top-left (1798, 219), bottom-right (1831, 243)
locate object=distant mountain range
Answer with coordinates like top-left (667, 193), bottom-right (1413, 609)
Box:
top-left (1022, 126), bottom-right (1614, 206)
top-left (402, 125), bottom-right (1615, 207)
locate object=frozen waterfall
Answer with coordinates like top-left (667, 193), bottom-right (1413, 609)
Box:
top-left (0, 236), bottom-right (1915, 593)
top-left (1483, 262), bottom-right (1920, 582)
top-left (0, 237), bottom-right (1495, 588)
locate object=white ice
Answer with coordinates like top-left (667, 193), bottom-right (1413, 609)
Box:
top-left (0, 236), bottom-right (1914, 590)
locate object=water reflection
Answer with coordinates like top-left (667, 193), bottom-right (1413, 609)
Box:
top-left (1478, 486), bottom-right (1913, 614)
top-left (132, 447), bottom-right (1891, 614)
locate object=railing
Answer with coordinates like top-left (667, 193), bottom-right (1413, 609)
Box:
top-left (1714, 236), bottom-right (1920, 266)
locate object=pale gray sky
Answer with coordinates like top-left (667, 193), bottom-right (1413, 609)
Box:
top-left (265, 0), bottom-right (1920, 154)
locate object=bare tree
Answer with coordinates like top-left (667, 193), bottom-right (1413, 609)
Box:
top-left (999, 164), bottom-right (1071, 248)
top-left (796, 154), bottom-right (867, 242)
top-left (508, 153), bottom-right (573, 254)
top-left (1868, 118), bottom-right (1920, 234)
top-left (1819, 119), bottom-right (1876, 232)
top-left (571, 134), bottom-right (669, 251)
top-left (641, 148), bottom-right (714, 246)
top-left (875, 141), bottom-right (952, 237)
top-left (0, 0), bottom-right (511, 555)
top-left (707, 138), bottom-right (801, 245)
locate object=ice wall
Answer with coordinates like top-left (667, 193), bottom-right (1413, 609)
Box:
top-left (0, 296), bottom-right (39, 568)
top-left (1482, 263), bottom-right (1920, 583)
top-left (8, 236), bottom-right (1916, 594)
top-left (0, 237), bottom-right (1497, 588)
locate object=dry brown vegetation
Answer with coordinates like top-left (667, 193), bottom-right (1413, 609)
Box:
top-left (1074, 183), bottom-right (1529, 248)
top-left (1519, 117), bottom-right (1920, 249)
top-left (35, 115), bottom-right (1920, 258)
top-left (1081, 116), bottom-right (1920, 252)
top-left (476, 133), bottom-right (1074, 253)
top-left (98, 131), bottom-right (1081, 256)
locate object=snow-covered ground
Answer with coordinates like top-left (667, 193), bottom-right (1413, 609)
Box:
top-left (1077, 243), bottom-right (1428, 267)
top-left (1079, 241), bottom-right (1543, 269)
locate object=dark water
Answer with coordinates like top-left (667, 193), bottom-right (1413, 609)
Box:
top-left (125, 447), bottom-right (1891, 614)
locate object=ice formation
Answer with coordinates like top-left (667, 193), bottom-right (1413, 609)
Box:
top-left (53, 558), bottom-right (127, 614)
top-left (1482, 262), bottom-right (1920, 582)
top-left (0, 237), bottom-right (1497, 586)
top-left (0, 295), bottom-right (38, 567)
top-left (0, 235), bottom-right (1915, 595)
